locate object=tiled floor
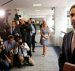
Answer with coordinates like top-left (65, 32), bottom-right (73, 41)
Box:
top-left (11, 45), bottom-right (59, 71)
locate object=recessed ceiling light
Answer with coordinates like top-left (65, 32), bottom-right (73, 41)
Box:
top-left (35, 10), bottom-right (40, 11)
top-left (33, 4), bottom-right (42, 6)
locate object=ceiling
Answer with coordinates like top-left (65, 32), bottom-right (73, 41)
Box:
top-left (0, 0), bottom-right (67, 8)
top-left (0, 0), bottom-right (71, 18)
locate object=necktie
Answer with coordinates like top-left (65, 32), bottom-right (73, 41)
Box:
top-left (71, 33), bottom-right (75, 53)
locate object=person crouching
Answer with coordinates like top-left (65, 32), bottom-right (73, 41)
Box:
top-left (13, 35), bottom-right (35, 67)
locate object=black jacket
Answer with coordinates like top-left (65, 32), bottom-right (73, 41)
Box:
top-left (58, 31), bottom-right (75, 71)
top-left (20, 24), bottom-right (32, 43)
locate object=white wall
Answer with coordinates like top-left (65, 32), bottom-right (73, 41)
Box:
top-left (8, 9), bottom-right (16, 24)
top-left (46, 15), bottom-right (54, 28)
top-left (54, 7), bottom-right (67, 46)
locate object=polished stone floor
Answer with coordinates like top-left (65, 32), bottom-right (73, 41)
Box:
top-left (11, 45), bottom-right (59, 71)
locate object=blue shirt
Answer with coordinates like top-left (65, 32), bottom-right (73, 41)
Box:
top-left (4, 40), bottom-right (16, 51)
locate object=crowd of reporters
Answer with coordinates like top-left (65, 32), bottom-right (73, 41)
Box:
top-left (0, 18), bottom-right (36, 71)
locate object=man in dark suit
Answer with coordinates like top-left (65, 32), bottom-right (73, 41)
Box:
top-left (20, 18), bottom-right (32, 57)
top-left (31, 21), bottom-right (36, 52)
top-left (58, 5), bottom-right (75, 71)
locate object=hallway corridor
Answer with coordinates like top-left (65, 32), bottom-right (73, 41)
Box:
top-left (11, 44), bottom-right (59, 71)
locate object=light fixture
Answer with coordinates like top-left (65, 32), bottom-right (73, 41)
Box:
top-left (33, 4), bottom-right (42, 6)
top-left (0, 9), bottom-right (5, 18)
top-left (35, 10), bottom-right (40, 11)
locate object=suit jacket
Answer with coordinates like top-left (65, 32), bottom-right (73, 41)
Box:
top-left (32, 23), bottom-right (36, 35)
top-left (58, 31), bottom-right (74, 71)
top-left (20, 24), bottom-right (32, 43)
top-left (8, 27), bottom-right (18, 36)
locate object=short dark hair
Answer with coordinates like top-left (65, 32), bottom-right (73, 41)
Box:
top-left (70, 4), bottom-right (75, 11)
top-left (8, 35), bottom-right (14, 40)
top-left (29, 18), bottom-right (32, 20)
top-left (12, 20), bottom-right (17, 25)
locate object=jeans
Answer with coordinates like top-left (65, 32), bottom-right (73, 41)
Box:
top-left (0, 60), bottom-right (10, 71)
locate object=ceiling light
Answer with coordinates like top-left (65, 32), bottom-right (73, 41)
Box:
top-left (0, 9), bottom-right (5, 18)
top-left (35, 10), bottom-right (40, 11)
top-left (33, 4), bottom-right (42, 6)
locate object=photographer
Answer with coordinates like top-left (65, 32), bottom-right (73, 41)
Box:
top-left (0, 37), bottom-right (11, 71)
top-left (13, 35), bottom-right (34, 67)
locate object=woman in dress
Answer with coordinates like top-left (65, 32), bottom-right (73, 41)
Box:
top-left (40, 20), bottom-right (50, 56)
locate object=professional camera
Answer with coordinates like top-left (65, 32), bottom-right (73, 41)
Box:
top-left (18, 39), bottom-right (22, 45)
